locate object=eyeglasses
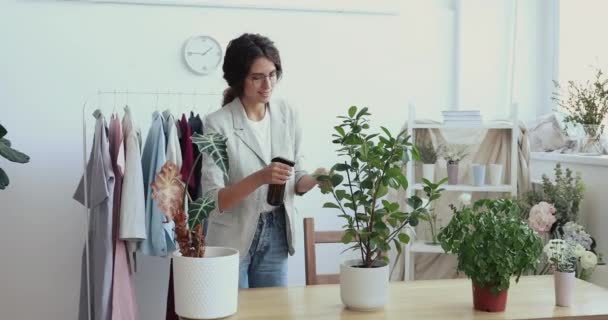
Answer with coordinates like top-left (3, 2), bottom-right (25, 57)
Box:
top-left (248, 71), bottom-right (278, 87)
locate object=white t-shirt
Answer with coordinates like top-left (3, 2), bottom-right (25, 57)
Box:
top-left (245, 107), bottom-right (276, 211)
top-left (245, 106), bottom-right (271, 163)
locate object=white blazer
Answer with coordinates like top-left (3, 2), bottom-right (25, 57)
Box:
top-left (201, 97), bottom-right (308, 256)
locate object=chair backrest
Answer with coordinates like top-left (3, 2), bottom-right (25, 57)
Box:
top-left (303, 217), bottom-right (349, 285)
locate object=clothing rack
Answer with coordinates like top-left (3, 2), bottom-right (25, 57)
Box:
top-left (81, 90), bottom-right (222, 320)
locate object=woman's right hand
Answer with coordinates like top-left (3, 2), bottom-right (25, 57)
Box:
top-left (257, 162), bottom-right (293, 185)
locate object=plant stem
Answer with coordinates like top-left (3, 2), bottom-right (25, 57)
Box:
top-left (344, 162), bottom-right (365, 264)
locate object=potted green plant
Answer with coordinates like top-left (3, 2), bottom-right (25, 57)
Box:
top-left (418, 142), bottom-right (438, 182)
top-left (151, 132), bottom-right (237, 320)
top-left (0, 124), bottom-right (30, 190)
top-left (438, 198), bottom-right (543, 312)
top-left (552, 67), bottom-right (608, 155)
top-left (317, 106), bottom-right (445, 311)
top-left (439, 144), bottom-right (468, 185)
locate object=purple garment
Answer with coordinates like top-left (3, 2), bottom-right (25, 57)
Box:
top-left (75, 110), bottom-right (114, 320)
top-left (109, 114), bottom-right (139, 320)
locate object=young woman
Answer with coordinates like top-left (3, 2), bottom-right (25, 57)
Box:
top-left (201, 33), bottom-right (326, 288)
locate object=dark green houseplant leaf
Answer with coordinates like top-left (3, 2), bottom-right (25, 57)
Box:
top-left (192, 132), bottom-right (228, 177)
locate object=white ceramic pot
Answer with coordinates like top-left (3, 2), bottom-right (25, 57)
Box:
top-left (340, 259), bottom-right (389, 311)
top-left (472, 164), bottom-right (486, 186)
top-left (554, 271), bottom-right (575, 307)
top-left (422, 164), bottom-right (435, 182)
top-left (173, 247), bottom-right (239, 319)
top-left (489, 164), bottom-right (503, 186)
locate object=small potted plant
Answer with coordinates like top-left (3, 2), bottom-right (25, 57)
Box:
top-left (0, 124), bottom-right (30, 190)
top-left (438, 198), bottom-right (543, 312)
top-left (418, 142), bottom-right (438, 182)
top-left (544, 239), bottom-right (579, 307)
top-left (151, 132), bottom-right (238, 320)
top-left (439, 144), bottom-right (468, 185)
top-left (317, 106), bottom-right (445, 311)
top-left (552, 67), bottom-right (608, 155)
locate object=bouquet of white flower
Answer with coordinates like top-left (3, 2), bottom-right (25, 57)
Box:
top-left (544, 239), bottom-right (598, 276)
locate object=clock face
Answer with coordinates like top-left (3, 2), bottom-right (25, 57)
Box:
top-left (183, 35), bottom-right (223, 75)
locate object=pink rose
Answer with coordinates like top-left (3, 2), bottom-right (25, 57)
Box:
top-left (528, 202), bottom-right (557, 233)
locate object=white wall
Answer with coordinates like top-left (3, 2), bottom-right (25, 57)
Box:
top-left (0, 1), bottom-right (457, 319)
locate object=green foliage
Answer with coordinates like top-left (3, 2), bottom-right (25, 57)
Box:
top-left (188, 196), bottom-right (216, 230)
top-left (418, 142), bottom-right (438, 164)
top-left (192, 132), bottom-right (229, 177)
top-left (438, 198), bottom-right (543, 294)
top-left (519, 163), bottom-right (584, 229)
top-left (552, 67), bottom-right (608, 136)
top-left (318, 106), bottom-right (446, 268)
top-left (0, 124), bottom-right (30, 190)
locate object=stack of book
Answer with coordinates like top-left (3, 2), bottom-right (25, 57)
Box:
top-left (442, 110), bottom-right (482, 126)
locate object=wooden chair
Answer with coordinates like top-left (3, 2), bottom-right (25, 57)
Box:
top-left (303, 217), bottom-right (350, 285)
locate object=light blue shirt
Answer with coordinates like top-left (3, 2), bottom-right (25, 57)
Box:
top-left (139, 111), bottom-right (176, 257)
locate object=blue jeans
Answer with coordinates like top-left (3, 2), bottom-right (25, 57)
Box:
top-left (239, 206), bottom-right (288, 288)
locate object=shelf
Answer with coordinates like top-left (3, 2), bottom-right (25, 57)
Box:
top-left (412, 183), bottom-right (513, 193)
top-left (409, 240), bottom-right (446, 253)
top-left (412, 121), bottom-right (513, 129)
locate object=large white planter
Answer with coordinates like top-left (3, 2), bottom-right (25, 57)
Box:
top-left (173, 247), bottom-right (239, 319)
top-left (422, 164), bottom-right (435, 182)
top-left (340, 259), bottom-right (389, 311)
top-left (554, 271), bottom-right (575, 307)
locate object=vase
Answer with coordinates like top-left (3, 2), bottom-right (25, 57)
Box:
top-left (554, 271), bottom-right (575, 307)
top-left (472, 282), bottom-right (508, 312)
top-left (422, 164), bottom-right (435, 182)
top-left (489, 164), bottom-right (503, 186)
top-left (472, 164), bottom-right (486, 186)
top-left (340, 259), bottom-right (389, 311)
top-left (447, 163), bottom-right (459, 185)
top-left (577, 124), bottom-right (605, 155)
top-left (173, 247), bottom-right (239, 319)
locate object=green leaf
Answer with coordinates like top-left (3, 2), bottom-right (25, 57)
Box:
top-left (398, 233), bottom-right (410, 244)
top-left (0, 139), bottom-right (30, 163)
top-left (335, 190), bottom-right (348, 200)
top-left (409, 216), bottom-right (419, 226)
top-left (342, 230), bottom-right (355, 243)
top-left (356, 107), bottom-right (369, 119)
top-left (333, 163), bottom-right (349, 172)
top-left (323, 202), bottom-right (340, 209)
top-left (411, 146), bottom-right (421, 162)
top-left (348, 106), bottom-right (357, 118)
top-left (0, 168), bottom-right (8, 189)
top-left (0, 125), bottom-right (6, 139)
top-left (191, 133), bottom-right (229, 177)
top-left (334, 126), bottom-right (346, 137)
top-left (376, 184), bottom-right (388, 198)
top-left (331, 174), bottom-right (344, 187)
top-left (188, 196), bottom-right (216, 229)
top-left (380, 126), bottom-right (393, 139)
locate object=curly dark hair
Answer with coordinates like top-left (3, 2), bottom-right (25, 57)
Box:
top-left (222, 33), bottom-right (283, 106)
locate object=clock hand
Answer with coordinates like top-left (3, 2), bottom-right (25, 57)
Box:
top-left (200, 47), bottom-right (213, 56)
top-left (187, 47), bottom-right (213, 57)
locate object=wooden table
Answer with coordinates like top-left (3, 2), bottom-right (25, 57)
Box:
top-left (231, 276), bottom-right (608, 319)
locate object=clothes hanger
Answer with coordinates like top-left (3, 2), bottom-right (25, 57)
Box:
top-left (113, 89), bottom-right (117, 115)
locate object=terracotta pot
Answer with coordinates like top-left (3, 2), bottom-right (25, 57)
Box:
top-left (472, 282), bottom-right (508, 312)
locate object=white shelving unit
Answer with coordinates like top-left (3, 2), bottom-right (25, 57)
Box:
top-left (403, 104), bottom-right (519, 281)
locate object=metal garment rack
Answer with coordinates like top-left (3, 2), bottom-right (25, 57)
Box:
top-left (80, 90), bottom-right (222, 320)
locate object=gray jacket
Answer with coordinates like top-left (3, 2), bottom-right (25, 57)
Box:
top-left (201, 97), bottom-right (308, 256)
